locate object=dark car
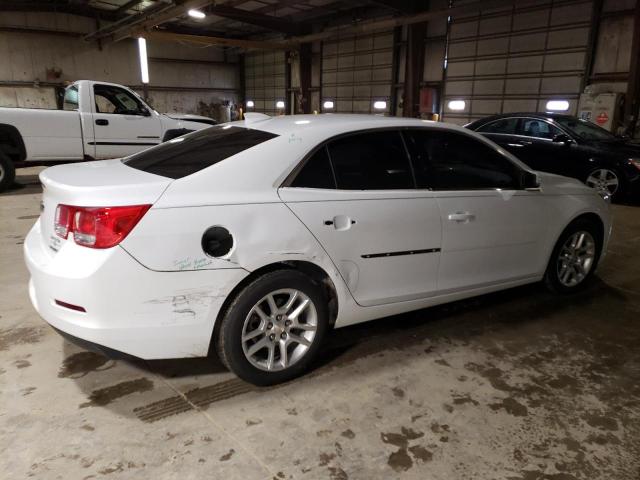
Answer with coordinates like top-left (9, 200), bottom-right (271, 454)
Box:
top-left (466, 113), bottom-right (640, 200)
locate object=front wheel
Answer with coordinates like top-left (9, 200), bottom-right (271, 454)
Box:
top-left (215, 270), bottom-right (329, 386)
top-left (544, 219), bottom-right (602, 294)
top-left (585, 168), bottom-right (623, 200)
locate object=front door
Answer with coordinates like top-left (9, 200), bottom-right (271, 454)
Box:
top-left (404, 129), bottom-right (548, 292)
top-left (279, 130), bottom-right (442, 307)
top-left (91, 83), bottom-right (162, 159)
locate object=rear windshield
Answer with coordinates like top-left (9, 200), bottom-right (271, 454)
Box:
top-left (123, 126), bottom-right (278, 179)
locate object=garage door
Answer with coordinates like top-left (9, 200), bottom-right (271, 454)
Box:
top-left (244, 51), bottom-right (286, 116)
top-left (442, 0), bottom-right (594, 125)
top-left (321, 31), bottom-right (394, 114)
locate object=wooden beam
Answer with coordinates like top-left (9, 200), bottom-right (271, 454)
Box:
top-left (140, 30), bottom-right (293, 51)
top-left (207, 5), bottom-right (306, 34)
top-left (288, 0), bottom-right (512, 44)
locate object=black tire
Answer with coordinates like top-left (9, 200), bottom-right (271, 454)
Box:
top-left (215, 270), bottom-right (329, 386)
top-left (0, 151), bottom-right (16, 193)
top-left (544, 218), bottom-right (603, 294)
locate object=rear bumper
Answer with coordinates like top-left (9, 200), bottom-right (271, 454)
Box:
top-left (24, 220), bottom-right (248, 359)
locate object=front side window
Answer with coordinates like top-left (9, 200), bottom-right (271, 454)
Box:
top-left (124, 126), bottom-right (278, 179)
top-left (555, 117), bottom-right (616, 141)
top-left (326, 131), bottom-right (413, 190)
top-left (477, 118), bottom-right (518, 135)
top-left (519, 119), bottom-right (561, 140)
top-left (63, 86), bottom-right (78, 111)
top-left (94, 84), bottom-right (146, 115)
top-left (405, 130), bottom-right (520, 190)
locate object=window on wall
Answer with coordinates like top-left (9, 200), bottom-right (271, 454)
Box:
top-left (327, 131), bottom-right (413, 190)
top-left (519, 119), bottom-right (562, 140)
top-left (404, 130), bottom-right (520, 190)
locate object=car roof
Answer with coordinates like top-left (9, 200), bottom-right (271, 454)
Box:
top-left (468, 112), bottom-right (577, 126)
top-left (230, 113), bottom-right (470, 137)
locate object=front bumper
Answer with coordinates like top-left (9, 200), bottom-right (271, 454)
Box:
top-left (24, 220), bottom-right (248, 359)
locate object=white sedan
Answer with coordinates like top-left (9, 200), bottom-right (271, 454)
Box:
top-left (24, 114), bottom-right (611, 385)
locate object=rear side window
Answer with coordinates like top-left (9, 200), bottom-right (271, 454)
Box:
top-left (124, 126), bottom-right (278, 179)
top-left (291, 147), bottom-right (336, 189)
top-left (327, 131), bottom-right (413, 190)
top-left (477, 118), bottom-right (518, 134)
top-left (405, 130), bottom-right (520, 190)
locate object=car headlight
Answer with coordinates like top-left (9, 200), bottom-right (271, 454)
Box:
top-left (630, 158), bottom-right (640, 171)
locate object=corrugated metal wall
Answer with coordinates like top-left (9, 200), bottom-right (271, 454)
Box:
top-left (442, 0), bottom-right (595, 125)
top-left (244, 51), bottom-right (286, 115)
top-left (321, 30), bottom-right (394, 114)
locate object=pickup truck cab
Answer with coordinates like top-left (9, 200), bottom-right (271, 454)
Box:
top-left (0, 80), bottom-right (215, 191)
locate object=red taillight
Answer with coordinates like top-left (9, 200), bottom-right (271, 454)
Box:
top-left (54, 204), bottom-right (151, 249)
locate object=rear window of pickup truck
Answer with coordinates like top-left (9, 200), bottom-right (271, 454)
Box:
top-left (123, 126), bottom-right (278, 179)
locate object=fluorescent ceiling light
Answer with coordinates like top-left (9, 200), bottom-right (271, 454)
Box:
top-left (276, 100), bottom-right (285, 109)
top-left (447, 100), bottom-right (466, 111)
top-left (188, 9), bottom-right (206, 19)
top-left (323, 100), bottom-right (334, 109)
top-left (546, 100), bottom-right (570, 112)
top-left (373, 100), bottom-right (387, 110)
top-left (246, 100), bottom-right (254, 108)
top-left (137, 37), bottom-right (149, 84)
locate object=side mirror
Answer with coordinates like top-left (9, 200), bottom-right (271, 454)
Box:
top-left (552, 133), bottom-right (573, 146)
top-left (522, 171), bottom-right (540, 190)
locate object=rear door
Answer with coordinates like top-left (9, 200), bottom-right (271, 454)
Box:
top-left (91, 84), bottom-right (162, 159)
top-left (404, 129), bottom-right (548, 291)
top-left (279, 130), bottom-right (442, 307)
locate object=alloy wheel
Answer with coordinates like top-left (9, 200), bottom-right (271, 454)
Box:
top-left (556, 230), bottom-right (596, 287)
top-left (586, 169), bottom-right (619, 196)
top-left (241, 289), bottom-right (318, 372)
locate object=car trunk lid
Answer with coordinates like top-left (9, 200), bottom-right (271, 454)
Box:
top-left (39, 159), bottom-right (171, 255)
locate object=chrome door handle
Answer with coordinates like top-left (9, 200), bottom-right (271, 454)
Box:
top-left (325, 215), bottom-right (356, 231)
top-left (448, 212), bottom-right (475, 223)
top-left (519, 140), bottom-right (533, 145)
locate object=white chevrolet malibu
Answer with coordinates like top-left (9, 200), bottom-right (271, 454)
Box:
top-left (25, 114), bottom-right (611, 385)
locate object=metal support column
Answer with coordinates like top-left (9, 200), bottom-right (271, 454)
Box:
top-left (403, 22), bottom-right (427, 118)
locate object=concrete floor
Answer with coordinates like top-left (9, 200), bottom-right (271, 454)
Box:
top-left (1, 167), bottom-right (639, 480)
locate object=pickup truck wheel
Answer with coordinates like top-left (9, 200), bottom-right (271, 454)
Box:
top-left (0, 151), bottom-right (16, 193)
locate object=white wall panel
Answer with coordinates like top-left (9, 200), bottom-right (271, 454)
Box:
top-left (443, 0), bottom-right (594, 123)
top-left (321, 30), bottom-right (394, 114)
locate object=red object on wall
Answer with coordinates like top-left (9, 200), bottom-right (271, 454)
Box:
top-left (420, 87), bottom-right (438, 114)
top-left (596, 112), bottom-right (609, 125)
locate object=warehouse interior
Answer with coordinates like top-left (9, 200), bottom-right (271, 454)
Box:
top-left (1, 0), bottom-right (640, 479)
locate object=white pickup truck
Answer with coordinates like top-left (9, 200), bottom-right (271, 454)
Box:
top-left (0, 80), bottom-right (216, 191)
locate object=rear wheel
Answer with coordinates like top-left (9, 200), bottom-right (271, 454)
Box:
top-left (544, 218), bottom-right (602, 293)
top-left (215, 270), bottom-right (328, 386)
top-left (0, 151), bottom-right (16, 193)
